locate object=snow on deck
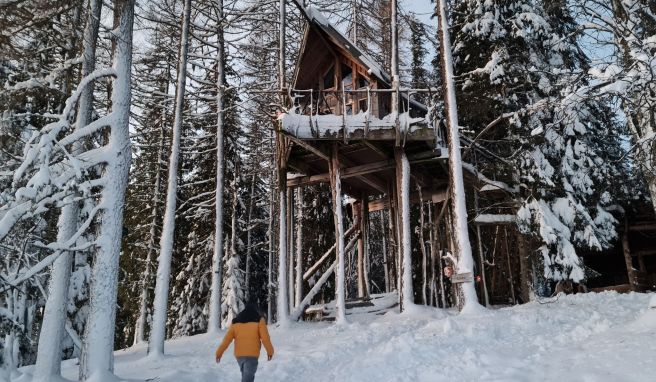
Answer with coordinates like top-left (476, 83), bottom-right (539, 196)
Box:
top-left (279, 109), bottom-right (430, 140)
top-left (51, 292), bottom-right (655, 382)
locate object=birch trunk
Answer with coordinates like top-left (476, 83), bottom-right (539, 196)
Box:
top-left (149, 0), bottom-right (191, 357)
top-left (436, 0), bottom-right (481, 313)
top-left (34, 0), bottom-right (101, 379)
top-left (79, 0), bottom-right (134, 377)
top-left (330, 146), bottom-right (347, 324)
top-left (396, 149), bottom-right (413, 311)
top-left (209, 0), bottom-right (226, 333)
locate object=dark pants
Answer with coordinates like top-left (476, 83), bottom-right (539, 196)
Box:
top-left (236, 356), bottom-right (258, 382)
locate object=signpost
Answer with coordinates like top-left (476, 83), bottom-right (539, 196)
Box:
top-left (450, 272), bottom-right (474, 284)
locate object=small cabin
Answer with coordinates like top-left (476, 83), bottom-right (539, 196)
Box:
top-left (291, 7), bottom-right (392, 118)
top-left (279, 6), bottom-right (437, 143)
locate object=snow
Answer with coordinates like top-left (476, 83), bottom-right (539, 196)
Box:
top-left (473, 214), bottom-right (516, 224)
top-left (279, 108), bottom-right (426, 139)
top-left (38, 292), bottom-right (656, 382)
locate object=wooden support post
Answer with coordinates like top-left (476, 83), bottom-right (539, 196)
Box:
top-left (355, 201), bottom-right (366, 298)
top-left (276, 135), bottom-right (290, 324)
top-left (295, 187), bottom-right (304, 308)
top-left (287, 189), bottom-right (294, 311)
top-left (418, 187), bottom-right (428, 305)
top-left (388, 183), bottom-right (399, 293)
top-left (395, 147), bottom-right (413, 311)
top-left (329, 143), bottom-right (347, 323)
top-left (380, 212), bottom-right (390, 293)
top-left (355, 196), bottom-right (371, 299)
top-left (503, 227), bottom-right (516, 304)
top-left (517, 231), bottom-right (531, 303)
top-left (362, 195), bottom-right (371, 297)
top-left (473, 190), bottom-right (490, 307)
top-left (622, 219), bottom-right (637, 292)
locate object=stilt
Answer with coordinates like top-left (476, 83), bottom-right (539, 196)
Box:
top-left (517, 231), bottom-right (531, 303)
top-left (473, 190), bottom-right (490, 306)
top-left (362, 195), bottom-right (371, 297)
top-left (388, 184), bottom-right (399, 292)
top-left (329, 143), bottom-right (347, 323)
top-left (295, 187), bottom-right (304, 308)
top-left (380, 212), bottom-right (390, 293)
top-left (395, 148), bottom-right (413, 311)
top-left (356, 196), bottom-right (371, 299)
top-left (503, 227), bottom-right (516, 304)
top-left (287, 190), bottom-right (294, 311)
top-left (418, 187), bottom-right (428, 305)
top-left (276, 134), bottom-right (290, 324)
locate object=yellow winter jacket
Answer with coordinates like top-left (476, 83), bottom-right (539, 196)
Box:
top-left (215, 318), bottom-right (274, 359)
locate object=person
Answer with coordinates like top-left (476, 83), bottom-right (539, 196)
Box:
top-left (215, 303), bottom-right (274, 382)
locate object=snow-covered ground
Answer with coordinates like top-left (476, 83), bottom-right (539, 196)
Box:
top-left (22, 292), bottom-right (656, 381)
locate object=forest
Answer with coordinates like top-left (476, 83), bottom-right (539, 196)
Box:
top-left (1, 0), bottom-right (655, 381)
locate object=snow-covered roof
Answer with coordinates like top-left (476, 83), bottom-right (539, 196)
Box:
top-left (292, 2), bottom-right (392, 87)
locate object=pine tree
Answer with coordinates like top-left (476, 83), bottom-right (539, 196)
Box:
top-left (452, 0), bottom-right (628, 285)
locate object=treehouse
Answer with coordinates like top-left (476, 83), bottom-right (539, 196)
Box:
top-left (275, 5), bottom-right (453, 319)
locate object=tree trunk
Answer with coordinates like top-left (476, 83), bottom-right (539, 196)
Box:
top-left (34, 0), bottom-right (101, 379)
top-left (294, 187), bottom-right (304, 308)
top-left (244, 172), bottom-right (257, 301)
top-left (148, 0), bottom-right (191, 357)
top-left (79, 0), bottom-right (134, 377)
top-left (436, 0), bottom-right (481, 313)
top-left (418, 188), bottom-right (427, 305)
top-left (208, 0), bottom-right (226, 333)
top-left (330, 144), bottom-right (347, 323)
top-left (381, 212), bottom-right (390, 293)
top-left (395, 148), bottom-right (413, 310)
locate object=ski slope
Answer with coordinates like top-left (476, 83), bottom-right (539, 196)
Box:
top-left (43, 292), bottom-right (655, 381)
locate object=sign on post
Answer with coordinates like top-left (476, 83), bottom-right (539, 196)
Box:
top-left (450, 272), bottom-right (473, 284)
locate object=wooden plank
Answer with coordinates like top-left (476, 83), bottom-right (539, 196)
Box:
top-left (282, 131), bottom-right (330, 161)
top-left (287, 150), bottom-right (443, 188)
top-left (628, 223), bottom-right (656, 232)
top-left (450, 272), bottom-right (474, 284)
top-left (633, 249), bottom-right (656, 257)
top-left (303, 224), bottom-right (357, 281)
top-left (291, 260), bottom-right (337, 321)
top-left (368, 188), bottom-right (447, 212)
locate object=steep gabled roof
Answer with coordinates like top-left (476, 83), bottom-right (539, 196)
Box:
top-left (291, 2), bottom-right (392, 88)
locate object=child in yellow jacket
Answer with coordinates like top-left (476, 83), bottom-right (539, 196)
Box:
top-left (215, 303), bottom-right (274, 382)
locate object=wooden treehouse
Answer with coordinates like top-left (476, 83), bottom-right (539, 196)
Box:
top-left (275, 5), bottom-right (452, 320)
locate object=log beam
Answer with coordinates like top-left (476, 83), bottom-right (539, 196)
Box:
top-left (287, 150), bottom-right (443, 188)
top-left (368, 188), bottom-right (447, 212)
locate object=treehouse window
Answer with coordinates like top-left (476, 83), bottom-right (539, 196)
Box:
top-left (341, 64), bottom-right (353, 90)
top-left (357, 75), bottom-right (369, 89)
top-left (323, 66), bottom-right (335, 89)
